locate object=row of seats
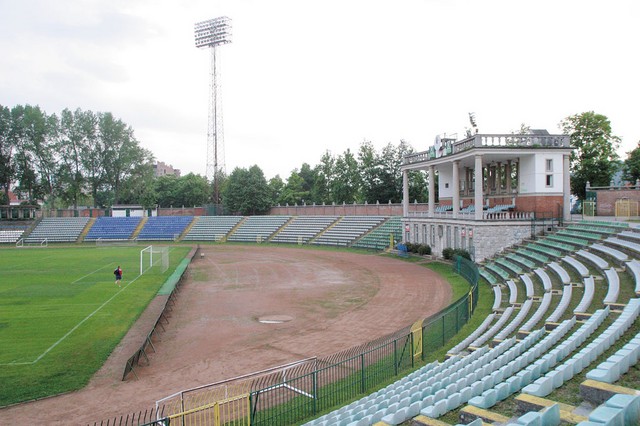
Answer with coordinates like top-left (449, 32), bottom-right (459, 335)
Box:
top-left (311, 216), bottom-right (387, 247)
top-left (352, 217), bottom-right (402, 250)
top-left (26, 217), bottom-right (90, 243)
top-left (182, 216), bottom-right (243, 241)
top-left (84, 216), bottom-right (141, 241)
top-left (0, 229), bottom-right (25, 243)
top-left (137, 216), bottom-right (193, 241)
top-left (304, 220), bottom-right (640, 425)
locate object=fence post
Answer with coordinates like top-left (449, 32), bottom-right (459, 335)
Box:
top-left (394, 339), bottom-right (398, 376)
top-left (410, 331), bottom-right (414, 369)
top-left (361, 353), bottom-right (366, 393)
top-left (313, 370), bottom-right (318, 415)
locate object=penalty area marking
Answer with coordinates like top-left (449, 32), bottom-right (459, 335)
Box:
top-left (1, 273), bottom-right (144, 366)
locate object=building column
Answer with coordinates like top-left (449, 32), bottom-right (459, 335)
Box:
top-left (402, 169), bottom-right (409, 217)
top-left (428, 165), bottom-right (435, 218)
top-left (496, 162), bottom-right (502, 195)
top-left (452, 160), bottom-right (460, 218)
top-left (474, 155), bottom-right (483, 220)
top-left (506, 160), bottom-right (512, 193)
top-left (563, 154), bottom-right (571, 221)
top-left (464, 167), bottom-right (470, 196)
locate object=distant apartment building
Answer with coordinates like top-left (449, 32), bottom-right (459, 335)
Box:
top-left (153, 161), bottom-right (181, 178)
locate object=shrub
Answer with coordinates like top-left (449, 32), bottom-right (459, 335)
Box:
top-left (442, 247), bottom-right (454, 260)
top-left (417, 244), bottom-right (431, 255)
top-left (453, 248), bottom-right (472, 260)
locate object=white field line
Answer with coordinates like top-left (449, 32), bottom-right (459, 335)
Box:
top-left (1, 273), bottom-right (143, 366)
top-left (72, 263), bottom-right (116, 284)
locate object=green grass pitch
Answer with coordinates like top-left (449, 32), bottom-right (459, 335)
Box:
top-left (0, 244), bottom-right (191, 407)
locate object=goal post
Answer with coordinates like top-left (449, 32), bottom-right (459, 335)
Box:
top-left (140, 245), bottom-right (170, 275)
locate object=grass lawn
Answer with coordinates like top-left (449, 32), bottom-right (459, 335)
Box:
top-left (0, 244), bottom-right (191, 406)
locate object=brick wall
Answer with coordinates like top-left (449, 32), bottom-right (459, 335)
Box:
top-left (593, 189), bottom-right (640, 216)
top-left (269, 203), bottom-right (429, 216)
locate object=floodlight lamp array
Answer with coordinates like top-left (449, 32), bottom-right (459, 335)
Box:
top-left (194, 16), bottom-right (232, 48)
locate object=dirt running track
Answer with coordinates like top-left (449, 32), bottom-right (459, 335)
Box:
top-left (0, 246), bottom-right (451, 425)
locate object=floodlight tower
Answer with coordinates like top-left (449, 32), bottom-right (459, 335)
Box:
top-left (194, 16), bottom-right (232, 205)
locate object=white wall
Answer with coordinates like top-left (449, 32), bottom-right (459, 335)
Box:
top-left (437, 166), bottom-right (453, 199)
top-left (519, 152), bottom-right (564, 194)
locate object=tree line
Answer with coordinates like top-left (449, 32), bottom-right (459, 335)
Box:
top-left (2, 104), bottom-right (638, 214)
top-left (222, 141), bottom-right (429, 215)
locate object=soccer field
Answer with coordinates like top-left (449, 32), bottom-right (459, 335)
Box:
top-left (0, 245), bottom-right (191, 407)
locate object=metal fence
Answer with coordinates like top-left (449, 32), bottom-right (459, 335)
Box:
top-left (246, 256), bottom-right (479, 425)
top-left (155, 256), bottom-right (479, 426)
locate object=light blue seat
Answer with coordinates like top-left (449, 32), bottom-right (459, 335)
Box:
top-left (588, 405), bottom-right (624, 426)
top-left (468, 388), bottom-right (497, 409)
top-left (605, 394), bottom-right (640, 425)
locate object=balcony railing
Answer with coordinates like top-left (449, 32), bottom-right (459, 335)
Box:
top-left (407, 210), bottom-right (534, 220)
top-left (404, 133), bottom-right (570, 165)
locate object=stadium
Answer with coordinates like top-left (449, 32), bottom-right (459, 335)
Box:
top-left (1, 131), bottom-right (640, 426)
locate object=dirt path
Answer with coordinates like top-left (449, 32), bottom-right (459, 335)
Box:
top-left (0, 246), bottom-right (451, 425)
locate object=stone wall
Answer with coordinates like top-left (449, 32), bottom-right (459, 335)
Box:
top-left (403, 217), bottom-right (537, 262)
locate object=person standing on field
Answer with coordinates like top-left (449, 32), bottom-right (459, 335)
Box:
top-left (114, 265), bottom-right (123, 287)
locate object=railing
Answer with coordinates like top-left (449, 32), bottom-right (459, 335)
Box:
top-left (404, 133), bottom-right (571, 165)
top-left (98, 255), bottom-right (479, 426)
top-left (245, 257), bottom-right (479, 425)
top-left (122, 247), bottom-right (198, 380)
top-left (407, 210), bottom-right (534, 220)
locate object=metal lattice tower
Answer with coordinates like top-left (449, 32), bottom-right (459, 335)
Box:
top-left (194, 16), bottom-right (232, 204)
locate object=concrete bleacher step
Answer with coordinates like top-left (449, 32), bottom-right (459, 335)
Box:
top-left (131, 216), bottom-right (148, 239)
top-left (579, 379), bottom-right (640, 406)
top-left (514, 393), bottom-right (588, 424)
top-left (458, 405), bottom-right (510, 424)
top-left (177, 216), bottom-right (199, 241)
top-left (406, 415), bottom-right (452, 426)
top-left (78, 217), bottom-right (96, 242)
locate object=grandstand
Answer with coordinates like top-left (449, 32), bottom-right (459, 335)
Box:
top-left (301, 220), bottom-right (640, 426)
top-left (352, 216), bottom-right (402, 250)
top-left (137, 216), bottom-right (193, 241)
top-left (225, 215), bottom-right (291, 242)
top-left (269, 215), bottom-right (337, 244)
top-left (84, 216), bottom-right (142, 241)
top-left (182, 215), bottom-right (243, 241)
top-left (25, 217), bottom-right (90, 243)
top-left (311, 215), bottom-right (387, 246)
top-left (0, 223), bottom-right (28, 243)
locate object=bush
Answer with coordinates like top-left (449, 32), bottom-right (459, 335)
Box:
top-left (442, 247), bottom-right (471, 260)
top-left (442, 247), bottom-right (454, 260)
top-left (417, 244), bottom-right (431, 256)
top-left (453, 248), bottom-right (472, 260)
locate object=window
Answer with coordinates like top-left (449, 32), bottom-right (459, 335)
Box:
top-left (546, 159), bottom-right (553, 172)
top-left (546, 174), bottom-right (553, 187)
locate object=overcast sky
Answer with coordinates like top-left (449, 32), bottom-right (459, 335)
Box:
top-left (1, 0), bottom-right (638, 180)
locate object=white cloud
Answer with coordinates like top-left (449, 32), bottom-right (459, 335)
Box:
top-left (1, 0), bottom-right (638, 179)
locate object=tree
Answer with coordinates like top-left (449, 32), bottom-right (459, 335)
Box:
top-left (561, 111), bottom-right (620, 199)
top-left (623, 141), bottom-right (640, 184)
top-left (222, 165), bottom-right (271, 215)
top-left (278, 170), bottom-right (309, 205)
top-left (332, 149), bottom-right (361, 203)
top-left (175, 173), bottom-right (210, 207)
top-left (268, 175), bottom-right (285, 205)
top-left (0, 105), bottom-right (14, 204)
top-left (311, 151), bottom-right (335, 204)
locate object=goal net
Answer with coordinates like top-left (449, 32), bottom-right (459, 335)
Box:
top-left (140, 245), bottom-right (170, 274)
